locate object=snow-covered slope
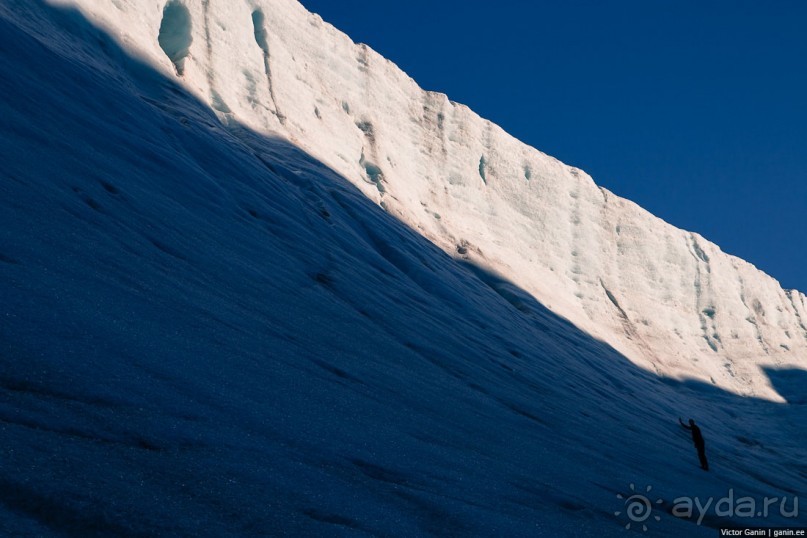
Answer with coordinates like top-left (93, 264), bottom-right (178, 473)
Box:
top-left (1, 1), bottom-right (805, 536)
top-left (40, 0), bottom-right (807, 401)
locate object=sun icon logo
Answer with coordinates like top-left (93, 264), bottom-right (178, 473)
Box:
top-left (614, 483), bottom-right (663, 532)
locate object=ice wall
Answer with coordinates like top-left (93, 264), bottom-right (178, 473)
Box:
top-left (50, 0), bottom-right (807, 400)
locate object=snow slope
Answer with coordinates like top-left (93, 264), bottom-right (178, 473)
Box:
top-left (0, 0), bottom-right (805, 536)
top-left (39, 0), bottom-right (807, 402)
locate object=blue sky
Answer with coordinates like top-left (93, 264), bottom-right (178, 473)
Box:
top-left (300, 1), bottom-right (807, 292)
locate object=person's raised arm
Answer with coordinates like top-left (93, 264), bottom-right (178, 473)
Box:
top-left (679, 417), bottom-right (691, 430)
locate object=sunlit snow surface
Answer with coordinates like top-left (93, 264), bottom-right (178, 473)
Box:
top-left (0, 1), bottom-right (805, 536)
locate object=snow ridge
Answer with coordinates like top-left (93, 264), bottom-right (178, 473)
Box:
top-left (55, 0), bottom-right (807, 400)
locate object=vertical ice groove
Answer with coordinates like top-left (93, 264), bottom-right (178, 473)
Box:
top-left (251, 8), bottom-right (284, 124)
top-left (736, 270), bottom-right (769, 353)
top-left (785, 289), bottom-right (807, 340)
top-left (688, 233), bottom-right (719, 353)
top-left (196, 0), bottom-right (228, 113)
top-left (569, 175), bottom-right (584, 302)
top-left (421, 91), bottom-right (447, 159)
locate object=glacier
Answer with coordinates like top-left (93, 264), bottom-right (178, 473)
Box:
top-left (0, 0), bottom-right (805, 536)
top-left (50, 0), bottom-right (807, 402)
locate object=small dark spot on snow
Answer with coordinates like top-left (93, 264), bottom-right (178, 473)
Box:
top-left (468, 382), bottom-right (490, 395)
top-left (0, 252), bottom-right (20, 264)
top-left (311, 359), bottom-right (361, 383)
top-left (302, 508), bottom-right (360, 529)
top-left (314, 272), bottom-right (333, 286)
top-left (135, 438), bottom-right (163, 452)
top-left (148, 237), bottom-right (187, 260)
top-left (556, 499), bottom-right (586, 512)
top-left (355, 120), bottom-right (374, 137)
top-left (100, 181), bottom-right (120, 195)
top-left (82, 196), bottom-right (102, 211)
top-left (502, 401), bottom-right (546, 425)
top-left (737, 436), bottom-right (763, 447)
top-left (350, 458), bottom-right (410, 485)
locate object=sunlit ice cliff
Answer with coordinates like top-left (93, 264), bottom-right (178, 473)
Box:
top-left (59, 0), bottom-right (807, 399)
top-left (2, 1), bottom-right (806, 536)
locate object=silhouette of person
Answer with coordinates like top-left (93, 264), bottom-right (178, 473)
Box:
top-left (679, 418), bottom-right (709, 471)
